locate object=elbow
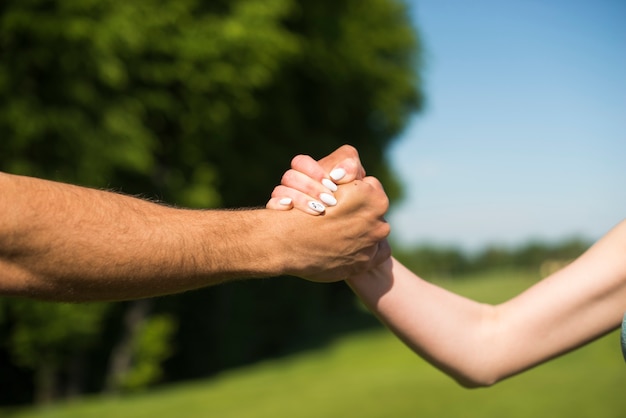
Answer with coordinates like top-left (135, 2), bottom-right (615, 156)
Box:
top-left (453, 373), bottom-right (500, 389)
top-left (438, 357), bottom-right (507, 389)
top-left (449, 308), bottom-right (509, 388)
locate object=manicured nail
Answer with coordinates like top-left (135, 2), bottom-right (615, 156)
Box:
top-left (279, 197), bottom-right (292, 206)
top-left (320, 193), bottom-right (337, 206)
top-left (330, 168), bottom-right (346, 182)
top-left (321, 178), bottom-right (338, 192)
top-left (308, 201), bottom-right (326, 213)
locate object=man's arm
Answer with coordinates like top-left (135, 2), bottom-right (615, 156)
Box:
top-left (0, 170), bottom-right (389, 302)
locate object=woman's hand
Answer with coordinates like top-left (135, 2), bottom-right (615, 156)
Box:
top-left (266, 144), bottom-right (366, 215)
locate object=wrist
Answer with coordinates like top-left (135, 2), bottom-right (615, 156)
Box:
top-left (193, 208), bottom-right (294, 280)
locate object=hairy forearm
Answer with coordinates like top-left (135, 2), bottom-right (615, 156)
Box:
top-left (0, 173), bottom-right (288, 301)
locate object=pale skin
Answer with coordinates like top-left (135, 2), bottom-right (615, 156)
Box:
top-left (0, 145), bottom-right (390, 302)
top-left (268, 149), bottom-right (626, 388)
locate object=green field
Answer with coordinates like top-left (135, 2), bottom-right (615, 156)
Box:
top-left (5, 271), bottom-right (625, 418)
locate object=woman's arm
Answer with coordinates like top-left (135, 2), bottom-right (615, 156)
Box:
top-left (267, 148), bottom-right (626, 385)
top-left (348, 220), bottom-right (626, 387)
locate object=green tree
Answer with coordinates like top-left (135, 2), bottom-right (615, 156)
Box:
top-left (394, 244), bottom-right (469, 280)
top-left (0, 0), bottom-right (301, 204)
top-left (5, 300), bottom-right (110, 404)
top-left (0, 0), bottom-right (423, 403)
top-left (105, 300), bottom-right (176, 394)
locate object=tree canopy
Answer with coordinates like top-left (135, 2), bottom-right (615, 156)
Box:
top-left (0, 0), bottom-right (422, 405)
top-left (0, 0), bottom-right (422, 205)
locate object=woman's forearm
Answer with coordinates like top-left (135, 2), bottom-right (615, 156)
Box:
top-left (348, 222), bottom-right (626, 387)
top-left (348, 257), bottom-right (500, 387)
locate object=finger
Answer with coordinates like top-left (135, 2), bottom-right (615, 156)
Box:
top-left (281, 169), bottom-right (337, 206)
top-left (318, 144), bottom-right (366, 183)
top-left (333, 177), bottom-right (385, 201)
top-left (266, 196), bottom-right (294, 211)
top-left (361, 175), bottom-right (385, 191)
top-left (329, 157), bottom-right (366, 184)
top-left (290, 154), bottom-right (329, 183)
top-left (361, 176), bottom-right (390, 215)
top-left (270, 185), bottom-right (328, 216)
top-left (290, 154), bottom-right (339, 193)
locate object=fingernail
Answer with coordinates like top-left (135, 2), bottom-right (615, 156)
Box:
top-left (308, 201), bottom-right (326, 213)
top-left (279, 197), bottom-right (292, 206)
top-left (320, 193), bottom-right (337, 206)
top-left (322, 178), bottom-right (338, 192)
top-left (330, 168), bottom-right (346, 182)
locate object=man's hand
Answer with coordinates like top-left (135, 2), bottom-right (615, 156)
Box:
top-left (266, 145), bottom-right (391, 282)
top-left (275, 176), bottom-right (391, 282)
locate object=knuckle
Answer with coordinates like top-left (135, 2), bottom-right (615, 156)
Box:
top-left (290, 154), bottom-right (311, 170)
top-left (341, 158), bottom-right (358, 176)
top-left (271, 185), bottom-right (290, 198)
top-left (270, 186), bottom-right (281, 198)
top-left (380, 194), bottom-right (390, 211)
top-left (380, 222), bottom-right (391, 238)
top-left (281, 169), bottom-right (297, 185)
top-left (339, 144), bottom-right (358, 158)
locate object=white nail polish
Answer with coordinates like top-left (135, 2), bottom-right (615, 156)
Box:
top-left (321, 178), bottom-right (338, 192)
top-left (320, 193), bottom-right (337, 206)
top-left (330, 168), bottom-right (346, 182)
top-left (279, 197), bottom-right (292, 206)
top-left (308, 201), bottom-right (326, 213)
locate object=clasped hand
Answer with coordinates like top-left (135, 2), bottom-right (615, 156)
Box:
top-left (266, 145), bottom-right (392, 281)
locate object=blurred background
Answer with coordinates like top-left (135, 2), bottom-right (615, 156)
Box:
top-left (0, 0), bottom-right (624, 416)
top-left (388, 0), bottom-right (626, 251)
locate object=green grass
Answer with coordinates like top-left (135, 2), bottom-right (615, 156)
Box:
top-left (5, 271), bottom-right (625, 418)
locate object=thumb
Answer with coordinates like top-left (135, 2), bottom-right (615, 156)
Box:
top-left (318, 145), bottom-right (366, 183)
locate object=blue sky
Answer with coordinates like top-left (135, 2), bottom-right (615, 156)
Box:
top-left (387, 0), bottom-right (626, 251)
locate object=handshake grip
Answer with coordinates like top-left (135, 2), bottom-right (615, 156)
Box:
top-left (282, 176), bottom-right (391, 283)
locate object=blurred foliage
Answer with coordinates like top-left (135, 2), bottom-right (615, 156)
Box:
top-left (0, 0), bottom-right (304, 207)
top-left (0, 0), bottom-right (422, 406)
top-left (0, 0), bottom-right (421, 206)
top-left (115, 314), bottom-right (177, 393)
top-left (393, 244), bottom-right (470, 279)
top-left (7, 301), bottom-right (109, 370)
top-left (393, 237), bottom-right (591, 280)
top-left (4, 300), bottom-right (110, 403)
